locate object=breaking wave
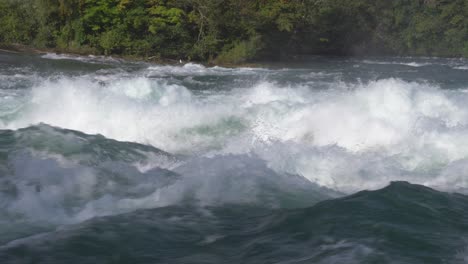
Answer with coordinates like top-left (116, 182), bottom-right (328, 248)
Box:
top-left (2, 74), bottom-right (468, 193)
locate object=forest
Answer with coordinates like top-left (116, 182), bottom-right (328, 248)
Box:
top-left (0, 0), bottom-right (467, 63)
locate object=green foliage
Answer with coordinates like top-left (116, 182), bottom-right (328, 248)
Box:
top-left (0, 1), bottom-right (36, 43)
top-left (82, 0), bottom-right (121, 32)
top-left (0, 0), bottom-right (466, 60)
top-left (99, 28), bottom-right (124, 55)
top-left (148, 6), bottom-right (183, 33)
top-left (215, 35), bottom-right (263, 64)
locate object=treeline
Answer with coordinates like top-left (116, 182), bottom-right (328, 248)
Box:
top-left (0, 0), bottom-right (467, 63)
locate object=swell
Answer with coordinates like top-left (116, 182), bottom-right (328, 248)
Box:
top-left (1, 182), bottom-right (467, 264)
top-left (0, 125), bottom-right (336, 244)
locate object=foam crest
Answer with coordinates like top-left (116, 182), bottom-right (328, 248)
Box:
top-left (0, 138), bottom-right (332, 227)
top-left (237, 79), bottom-right (468, 192)
top-left (4, 76), bottom-right (239, 153)
top-left (361, 60), bottom-right (432, 67)
top-left (41, 53), bottom-right (123, 64)
top-left (229, 79), bottom-right (468, 192)
top-left (242, 79), bottom-right (417, 150)
top-left (4, 75), bottom-right (468, 193)
top-left (146, 63), bottom-right (268, 77)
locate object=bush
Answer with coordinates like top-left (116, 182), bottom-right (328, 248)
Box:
top-left (215, 36), bottom-right (263, 64)
top-left (99, 28), bottom-right (125, 55)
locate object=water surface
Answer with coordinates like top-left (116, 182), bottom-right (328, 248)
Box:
top-left (1, 52), bottom-right (468, 263)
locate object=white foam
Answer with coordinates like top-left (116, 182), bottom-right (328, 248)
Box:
top-left (41, 53), bottom-right (122, 64)
top-left (4, 76), bottom-right (236, 153)
top-left (146, 63), bottom-right (269, 77)
top-left (3, 149), bottom-right (179, 224)
top-left (361, 60), bottom-right (432, 67)
top-left (3, 74), bottom-right (468, 194)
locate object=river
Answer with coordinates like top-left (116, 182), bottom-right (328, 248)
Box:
top-left (1, 51), bottom-right (468, 263)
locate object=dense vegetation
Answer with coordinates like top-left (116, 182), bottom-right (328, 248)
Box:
top-left (0, 0), bottom-right (467, 63)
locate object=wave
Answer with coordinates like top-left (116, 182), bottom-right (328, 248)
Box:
top-left (3, 75), bottom-right (468, 193)
top-left (361, 60), bottom-right (433, 67)
top-left (41, 53), bottom-right (125, 64)
top-left (360, 58), bottom-right (468, 71)
top-left (146, 62), bottom-right (271, 77)
top-left (0, 125), bottom-right (179, 225)
top-left (2, 54), bottom-right (468, 261)
top-left (1, 182), bottom-right (467, 263)
top-left (0, 125), bottom-right (337, 244)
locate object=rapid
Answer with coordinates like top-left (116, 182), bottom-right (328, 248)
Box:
top-left (1, 51), bottom-right (468, 263)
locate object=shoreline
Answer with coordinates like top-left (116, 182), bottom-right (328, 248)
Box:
top-left (1, 43), bottom-right (466, 69)
top-left (0, 43), bottom-right (263, 68)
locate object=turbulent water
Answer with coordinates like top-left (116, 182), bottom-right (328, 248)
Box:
top-left (1, 51), bottom-right (468, 263)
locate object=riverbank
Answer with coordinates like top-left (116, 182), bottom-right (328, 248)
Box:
top-left (2, 0), bottom-right (466, 68)
top-left (0, 43), bottom-right (183, 65)
top-left (0, 42), bottom-right (265, 68)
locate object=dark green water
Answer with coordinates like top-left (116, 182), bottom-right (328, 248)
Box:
top-left (1, 51), bottom-right (468, 263)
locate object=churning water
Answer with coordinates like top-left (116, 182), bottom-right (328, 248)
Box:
top-left (1, 51), bottom-right (468, 263)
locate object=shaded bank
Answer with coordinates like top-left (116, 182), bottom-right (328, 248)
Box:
top-left (0, 0), bottom-right (467, 64)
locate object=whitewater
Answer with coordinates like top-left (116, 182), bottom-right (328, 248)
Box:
top-left (1, 51), bottom-right (468, 263)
